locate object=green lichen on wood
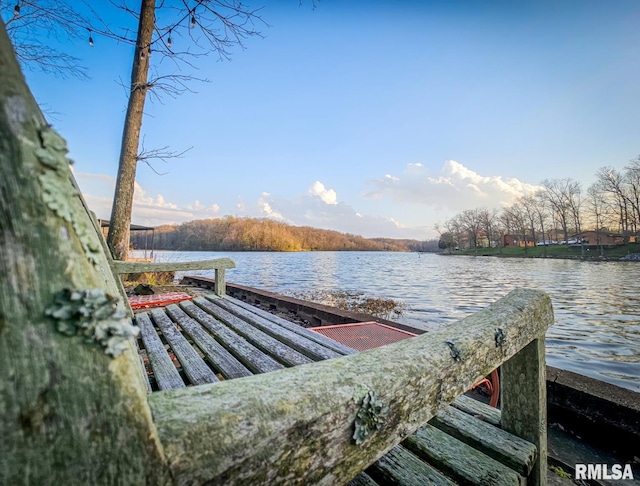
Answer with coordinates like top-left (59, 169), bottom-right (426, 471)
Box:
top-left (353, 390), bottom-right (389, 445)
top-left (45, 288), bottom-right (139, 357)
top-left (34, 125), bottom-right (101, 265)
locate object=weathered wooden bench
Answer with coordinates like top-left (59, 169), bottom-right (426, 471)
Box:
top-left (0, 22), bottom-right (553, 486)
top-left (136, 294), bottom-right (543, 485)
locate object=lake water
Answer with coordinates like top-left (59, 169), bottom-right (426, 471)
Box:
top-left (141, 250), bottom-right (640, 392)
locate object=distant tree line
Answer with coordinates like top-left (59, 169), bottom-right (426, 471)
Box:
top-left (438, 157), bottom-right (640, 254)
top-left (131, 216), bottom-right (439, 252)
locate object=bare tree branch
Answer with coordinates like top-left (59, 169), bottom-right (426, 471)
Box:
top-left (137, 135), bottom-right (192, 175)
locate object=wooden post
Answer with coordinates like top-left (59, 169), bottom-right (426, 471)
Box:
top-left (215, 268), bottom-right (226, 296)
top-left (501, 338), bottom-right (548, 486)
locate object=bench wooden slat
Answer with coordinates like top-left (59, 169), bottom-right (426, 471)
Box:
top-left (430, 405), bottom-right (537, 476)
top-left (452, 394), bottom-right (502, 426)
top-left (345, 472), bottom-right (379, 486)
top-left (179, 301), bottom-right (285, 374)
top-left (404, 424), bottom-right (526, 486)
top-left (136, 312), bottom-right (185, 391)
top-left (164, 304), bottom-right (253, 380)
top-left (366, 445), bottom-right (457, 486)
top-left (224, 295), bottom-right (358, 355)
top-left (149, 309), bottom-right (219, 386)
top-left (193, 297), bottom-right (313, 367)
top-left (207, 296), bottom-right (343, 361)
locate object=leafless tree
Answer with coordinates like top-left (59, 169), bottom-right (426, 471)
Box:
top-left (624, 156), bottom-right (640, 233)
top-left (459, 208), bottom-right (483, 254)
top-left (533, 190), bottom-right (551, 254)
top-left (519, 194), bottom-right (539, 247)
top-left (3, 0), bottom-right (270, 260)
top-left (586, 182), bottom-right (607, 256)
top-left (103, 0), bottom-right (268, 260)
top-left (540, 178), bottom-right (581, 244)
top-left (1, 0), bottom-right (92, 78)
top-left (477, 207), bottom-right (497, 249)
top-left (503, 203), bottom-right (529, 254)
top-left (595, 167), bottom-right (632, 239)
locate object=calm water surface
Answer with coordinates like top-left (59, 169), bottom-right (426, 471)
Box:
top-left (145, 250), bottom-right (640, 392)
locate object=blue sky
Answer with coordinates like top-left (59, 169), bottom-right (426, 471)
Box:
top-left (16, 0), bottom-right (640, 239)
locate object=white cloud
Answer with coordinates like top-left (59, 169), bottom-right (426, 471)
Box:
top-left (73, 171), bottom-right (439, 239)
top-left (365, 160), bottom-right (540, 212)
top-left (247, 189), bottom-right (433, 239)
top-left (74, 172), bottom-right (221, 226)
top-left (308, 181), bottom-right (338, 205)
top-left (257, 192), bottom-right (285, 220)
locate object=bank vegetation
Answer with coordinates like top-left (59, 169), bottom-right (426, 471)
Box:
top-left (439, 158), bottom-right (640, 257)
top-left (131, 216), bottom-right (439, 252)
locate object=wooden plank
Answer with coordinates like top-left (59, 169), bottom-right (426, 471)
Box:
top-left (149, 309), bottom-right (219, 386)
top-left (133, 336), bottom-right (153, 394)
top-left (207, 296), bottom-right (343, 362)
top-left (502, 338), bottom-right (548, 486)
top-left (150, 288), bottom-right (553, 485)
top-left (452, 394), bottom-right (501, 427)
top-left (135, 312), bottom-right (185, 391)
top-left (346, 472), bottom-right (380, 486)
top-left (193, 297), bottom-right (314, 367)
top-left (430, 405), bottom-right (537, 476)
top-left (138, 354), bottom-right (152, 394)
top-left (164, 304), bottom-right (252, 380)
top-left (179, 301), bottom-right (284, 374)
top-left (225, 295), bottom-right (358, 355)
top-left (366, 445), bottom-right (456, 486)
top-left (404, 424), bottom-right (526, 486)
top-left (112, 257), bottom-right (236, 275)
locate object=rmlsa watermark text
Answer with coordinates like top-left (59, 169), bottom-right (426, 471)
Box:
top-left (575, 464), bottom-right (634, 480)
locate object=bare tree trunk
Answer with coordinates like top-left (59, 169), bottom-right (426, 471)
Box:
top-left (0, 23), bottom-right (167, 484)
top-left (107, 0), bottom-right (156, 260)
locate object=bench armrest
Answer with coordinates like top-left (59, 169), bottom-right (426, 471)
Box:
top-left (112, 258), bottom-right (235, 296)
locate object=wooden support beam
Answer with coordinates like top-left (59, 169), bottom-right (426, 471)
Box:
top-left (502, 338), bottom-right (548, 486)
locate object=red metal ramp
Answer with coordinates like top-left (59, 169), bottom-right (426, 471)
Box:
top-left (309, 321), bottom-right (416, 352)
top-left (129, 291), bottom-right (193, 310)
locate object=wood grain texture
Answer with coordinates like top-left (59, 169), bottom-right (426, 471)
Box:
top-left (404, 424), bottom-right (526, 485)
top-left (136, 312), bottom-right (185, 391)
top-left (208, 296), bottom-right (343, 361)
top-left (179, 300), bottom-right (285, 374)
top-left (452, 394), bottom-right (501, 426)
top-left (366, 445), bottom-right (456, 486)
top-left (194, 297), bottom-right (313, 367)
top-left (149, 309), bottom-right (218, 386)
top-left (224, 295), bottom-right (358, 355)
top-left (430, 405), bottom-right (536, 476)
top-left (164, 304), bottom-right (252, 380)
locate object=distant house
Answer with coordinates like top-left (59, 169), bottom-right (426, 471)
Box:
top-left (574, 230), bottom-right (624, 248)
top-left (501, 234), bottom-right (535, 247)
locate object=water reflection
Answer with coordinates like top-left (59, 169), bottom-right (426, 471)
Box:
top-left (148, 250), bottom-right (640, 392)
